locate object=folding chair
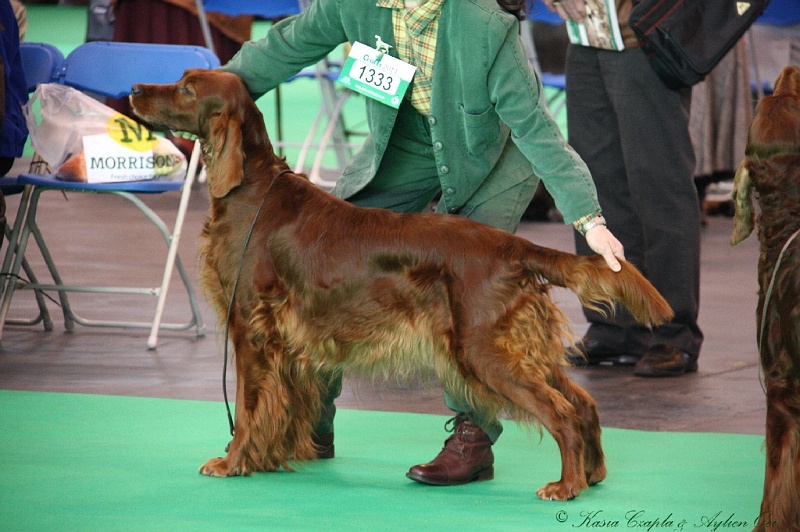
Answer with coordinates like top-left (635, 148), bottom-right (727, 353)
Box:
top-left (0, 41), bottom-right (220, 349)
top-left (0, 42), bottom-right (66, 332)
top-left (197, 0), bottom-right (361, 189)
top-left (290, 0), bottom-right (365, 189)
top-left (524, 1), bottom-right (568, 119)
top-left (195, 0), bottom-right (300, 159)
top-left (748, 0), bottom-right (800, 100)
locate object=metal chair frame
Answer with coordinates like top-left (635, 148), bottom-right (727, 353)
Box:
top-left (0, 42), bottom-right (66, 332)
top-left (748, 0), bottom-right (800, 100)
top-left (523, 1), bottom-right (568, 118)
top-left (0, 41), bottom-right (220, 349)
top-left (196, 0), bottom-right (361, 189)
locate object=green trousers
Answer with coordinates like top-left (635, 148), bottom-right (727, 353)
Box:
top-left (315, 101), bottom-right (538, 443)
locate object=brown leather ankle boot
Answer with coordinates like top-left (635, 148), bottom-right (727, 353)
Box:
top-left (405, 414), bottom-right (494, 485)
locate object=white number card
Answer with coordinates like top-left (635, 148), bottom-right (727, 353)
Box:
top-left (337, 41), bottom-right (416, 108)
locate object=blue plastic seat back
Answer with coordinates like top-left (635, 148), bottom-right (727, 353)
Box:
top-left (202, 0), bottom-right (300, 18)
top-left (758, 0), bottom-right (800, 26)
top-left (20, 42), bottom-right (65, 94)
top-left (527, 0), bottom-right (563, 25)
top-left (59, 41), bottom-right (221, 99)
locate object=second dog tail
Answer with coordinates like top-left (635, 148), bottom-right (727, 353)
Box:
top-left (522, 243), bottom-right (674, 326)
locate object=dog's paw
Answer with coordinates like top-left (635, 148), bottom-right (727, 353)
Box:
top-left (586, 463), bottom-right (607, 486)
top-left (535, 480), bottom-right (586, 501)
top-left (199, 457), bottom-right (241, 477)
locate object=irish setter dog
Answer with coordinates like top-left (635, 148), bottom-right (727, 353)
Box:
top-left (732, 65), bottom-right (800, 531)
top-left (130, 69), bottom-right (673, 502)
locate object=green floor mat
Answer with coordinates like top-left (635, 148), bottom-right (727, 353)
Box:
top-left (0, 390), bottom-right (765, 531)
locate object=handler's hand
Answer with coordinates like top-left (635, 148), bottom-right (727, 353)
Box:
top-left (585, 225), bottom-right (625, 272)
top-left (541, 0), bottom-right (586, 23)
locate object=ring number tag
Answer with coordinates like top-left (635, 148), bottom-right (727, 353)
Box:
top-left (337, 41), bottom-right (416, 108)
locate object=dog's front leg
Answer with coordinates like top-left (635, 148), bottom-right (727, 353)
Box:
top-left (756, 379), bottom-right (800, 531)
top-left (200, 334), bottom-right (295, 476)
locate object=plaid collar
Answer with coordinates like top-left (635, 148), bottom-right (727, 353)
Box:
top-left (377, 0), bottom-right (445, 37)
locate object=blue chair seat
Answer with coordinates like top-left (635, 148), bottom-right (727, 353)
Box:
top-left (0, 176), bottom-right (24, 195)
top-left (17, 173), bottom-right (185, 194)
top-left (540, 72), bottom-right (566, 91)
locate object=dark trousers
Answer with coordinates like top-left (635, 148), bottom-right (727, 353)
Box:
top-left (566, 45), bottom-right (703, 357)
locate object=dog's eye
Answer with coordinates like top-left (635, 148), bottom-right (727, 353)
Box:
top-left (180, 85), bottom-right (195, 97)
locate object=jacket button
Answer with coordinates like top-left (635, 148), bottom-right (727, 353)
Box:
top-left (444, 187), bottom-right (455, 195)
top-left (433, 141), bottom-right (443, 150)
top-left (428, 116), bottom-right (437, 126)
top-left (439, 165), bottom-right (450, 174)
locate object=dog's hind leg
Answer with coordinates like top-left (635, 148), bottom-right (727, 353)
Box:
top-left (476, 360), bottom-right (588, 501)
top-left (550, 369), bottom-right (606, 486)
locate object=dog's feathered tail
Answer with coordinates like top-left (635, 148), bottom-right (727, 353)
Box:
top-left (522, 243), bottom-right (674, 326)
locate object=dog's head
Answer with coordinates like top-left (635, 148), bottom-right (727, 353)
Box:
top-left (130, 69), bottom-right (269, 198)
top-left (732, 65), bottom-right (800, 245)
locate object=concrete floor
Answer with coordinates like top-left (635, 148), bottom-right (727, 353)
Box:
top-left (0, 175), bottom-right (766, 438)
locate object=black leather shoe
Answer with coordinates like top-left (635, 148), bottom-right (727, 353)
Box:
top-left (312, 432), bottom-right (335, 459)
top-left (634, 345), bottom-right (698, 377)
top-left (567, 337), bottom-right (640, 367)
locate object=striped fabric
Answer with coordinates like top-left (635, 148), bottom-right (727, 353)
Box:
top-left (377, 0), bottom-right (445, 115)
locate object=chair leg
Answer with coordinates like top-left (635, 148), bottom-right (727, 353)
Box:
top-left (0, 187), bottom-right (71, 337)
top-left (16, 187), bottom-right (76, 332)
top-left (147, 141), bottom-right (206, 349)
top-left (316, 68), bottom-right (351, 171)
top-left (309, 93), bottom-right (352, 190)
top-left (7, 185), bottom-right (204, 346)
top-left (1, 184), bottom-right (31, 296)
top-left (294, 64), bottom-right (357, 187)
top-left (1, 218), bottom-right (54, 332)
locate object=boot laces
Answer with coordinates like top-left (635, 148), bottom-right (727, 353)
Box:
top-left (442, 413), bottom-right (474, 456)
top-left (444, 412), bottom-right (472, 434)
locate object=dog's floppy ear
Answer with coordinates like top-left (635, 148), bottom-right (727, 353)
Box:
top-left (205, 108), bottom-right (244, 198)
top-left (731, 162), bottom-right (755, 245)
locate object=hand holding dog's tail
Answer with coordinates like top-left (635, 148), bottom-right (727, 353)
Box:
top-left (524, 245), bottom-right (674, 326)
top-left (584, 224), bottom-right (626, 272)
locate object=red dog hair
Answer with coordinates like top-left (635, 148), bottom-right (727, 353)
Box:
top-left (130, 69), bottom-right (673, 502)
top-left (732, 65), bottom-right (800, 531)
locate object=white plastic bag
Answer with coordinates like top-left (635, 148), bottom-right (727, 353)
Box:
top-left (23, 83), bottom-right (186, 183)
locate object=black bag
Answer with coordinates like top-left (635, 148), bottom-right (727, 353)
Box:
top-left (629, 0), bottom-right (770, 89)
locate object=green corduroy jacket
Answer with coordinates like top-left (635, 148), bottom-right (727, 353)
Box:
top-left (220, 0), bottom-right (600, 224)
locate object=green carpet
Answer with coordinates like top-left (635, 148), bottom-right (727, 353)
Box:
top-left (0, 390), bottom-right (764, 531)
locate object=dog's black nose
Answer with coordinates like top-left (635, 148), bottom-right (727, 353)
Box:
top-left (130, 84), bottom-right (143, 96)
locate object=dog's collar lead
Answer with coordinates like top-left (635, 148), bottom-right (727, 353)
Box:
top-left (757, 226), bottom-right (800, 394)
top-left (221, 168), bottom-right (294, 436)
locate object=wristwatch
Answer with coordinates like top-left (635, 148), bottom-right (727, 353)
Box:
top-left (573, 211), bottom-right (607, 236)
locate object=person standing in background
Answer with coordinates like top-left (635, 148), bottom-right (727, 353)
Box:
top-left (691, 40), bottom-right (752, 224)
top-left (0, 0), bottom-right (28, 252)
top-left (545, 0), bottom-right (703, 377)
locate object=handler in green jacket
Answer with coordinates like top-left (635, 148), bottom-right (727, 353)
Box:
top-left (220, 0), bottom-right (625, 486)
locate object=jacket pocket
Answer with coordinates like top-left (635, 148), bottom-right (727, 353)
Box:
top-left (460, 104), bottom-right (505, 159)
